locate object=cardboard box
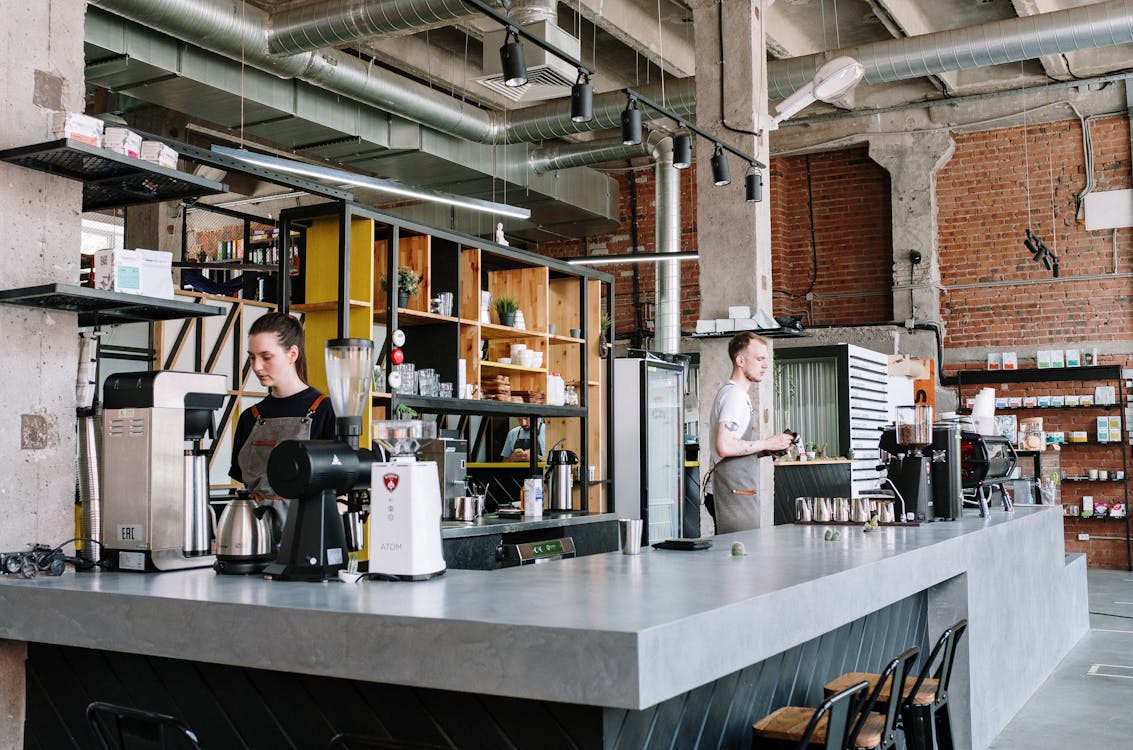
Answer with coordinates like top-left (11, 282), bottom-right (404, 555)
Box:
top-left (1097, 417), bottom-right (1110, 443)
top-left (1065, 349), bottom-right (1081, 367)
top-left (715, 318), bottom-right (736, 332)
top-left (987, 352), bottom-right (1002, 370)
top-left (695, 319), bottom-right (716, 334)
top-left (1037, 395), bottom-right (1051, 407)
top-left (727, 305), bottom-right (752, 320)
top-left (1050, 395), bottom-right (1065, 408)
top-left (49, 111), bottom-right (103, 147)
top-left (1023, 396), bottom-right (1037, 408)
top-left (93, 249), bottom-right (142, 295)
top-left (103, 127), bottom-right (142, 158)
top-left (137, 249), bottom-right (174, 299)
top-left (1065, 395), bottom-right (1080, 407)
top-left (1037, 350), bottom-right (1051, 368)
top-left (140, 140), bottom-right (178, 170)
top-left (732, 318), bottom-right (758, 331)
top-left (1002, 352), bottom-right (1018, 370)
top-left (1050, 349), bottom-right (1065, 368)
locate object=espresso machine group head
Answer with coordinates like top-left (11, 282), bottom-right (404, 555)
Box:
top-left (100, 371), bottom-right (227, 572)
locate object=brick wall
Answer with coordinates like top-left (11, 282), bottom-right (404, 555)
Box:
top-left (769, 147), bottom-right (894, 325)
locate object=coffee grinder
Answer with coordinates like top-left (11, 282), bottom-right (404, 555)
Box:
top-left (100, 371), bottom-right (227, 572)
top-left (368, 419), bottom-right (447, 581)
top-left (879, 405), bottom-right (936, 522)
top-left (263, 338), bottom-right (375, 582)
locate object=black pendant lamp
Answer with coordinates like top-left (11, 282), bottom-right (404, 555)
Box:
top-left (621, 96), bottom-right (642, 146)
top-left (571, 71), bottom-right (593, 123)
top-left (673, 133), bottom-right (692, 169)
top-left (710, 144), bottom-right (731, 186)
top-left (745, 168), bottom-right (762, 202)
top-left (500, 28), bottom-right (528, 88)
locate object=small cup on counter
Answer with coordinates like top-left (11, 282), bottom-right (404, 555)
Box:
top-left (619, 518), bottom-right (643, 554)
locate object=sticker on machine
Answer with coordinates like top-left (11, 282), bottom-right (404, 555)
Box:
top-left (382, 473), bottom-right (399, 492)
top-left (116, 525), bottom-right (144, 543)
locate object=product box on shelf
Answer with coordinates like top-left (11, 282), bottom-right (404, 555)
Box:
top-left (102, 127), bottom-right (142, 158)
top-left (1065, 349), bottom-right (1081, 367)
top-left (140, 140), bottom-right (178, 170)
top-left (727, 305), bottom-right (752, 319)
top-left (1003, 352), bottom-right (1018, 370)
top-left (93, 248), bottom-right (142, 295)
top-left (987, 352), bottom-right (1002, 370)
top-left (49, 111), bottom-right (103, 147)
top-left (137, 249), bottom-right (174, 299)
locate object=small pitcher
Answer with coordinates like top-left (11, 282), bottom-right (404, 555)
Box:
top-left (832, 497), bottom-right (851, 523)
top-left (850, 497), bottom-right (872, 523)
top-left (795, 497), bottom-right (813, 523)
top-left (813, 497), bottom-right (833, 522)
top-left (876, 500), bottom-right (896, 524)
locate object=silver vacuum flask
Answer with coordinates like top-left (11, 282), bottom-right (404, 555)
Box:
top-left (77, 413), bottom-right (102, 565)
top-left (183, 451), bottom-right (212, 556)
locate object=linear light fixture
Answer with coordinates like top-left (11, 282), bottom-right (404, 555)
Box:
top-left (211, 145), bottom-right (531, 221)
top-left (563, 251), bottom-right (699, 266)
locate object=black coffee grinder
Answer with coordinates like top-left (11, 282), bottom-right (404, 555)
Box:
top-left (879, 405), bottom-right (936, 523)
top-left (262, 339), bottom-right (375, 582)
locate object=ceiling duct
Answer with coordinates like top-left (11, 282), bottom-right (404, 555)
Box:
top-left (478, 21), bottom-right (582, 103)
top-left (767, 0), bottom-right (1133, 101)
top-left (268, 0), bottom-right (480, 55)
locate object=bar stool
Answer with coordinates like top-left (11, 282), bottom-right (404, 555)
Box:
top-left (824, 619), bottom-right (968, 750)
top-left (753, 647), bottom-right (918, 750)
top-left (86, 701), bottom-right (204, 750)
top-left (751, 679), bottom-right (868, 750)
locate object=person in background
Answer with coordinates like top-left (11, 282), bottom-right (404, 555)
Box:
top-left (706, 332), bottom-right (796, 534)
top-left (501, 415), bottom-right (546, 461)
top-left (230, 312), bottom-right (336, 528)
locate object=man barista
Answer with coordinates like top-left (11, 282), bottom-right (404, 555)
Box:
top-left (501, 416), bottom-right (546, 462)
top-left (706, 332), bottom-right (795, 534)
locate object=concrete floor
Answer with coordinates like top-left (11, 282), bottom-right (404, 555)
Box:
top-left (987, 568), bottom-right (1133, 749)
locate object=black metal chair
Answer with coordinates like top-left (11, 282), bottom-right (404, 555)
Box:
top-left (844, 647), bottom-right (918, 750)
top-left (327, 733), bottom-right (447, 750)
top-left (752, 679), bottom-right (870, 749)
top-left (86, 701), bottom-right (204, 750)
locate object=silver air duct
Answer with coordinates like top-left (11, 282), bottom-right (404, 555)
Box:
top-left (768, 0), bottom-right (1133, 100)
top-left (652, 137), bottom-right (681, 354)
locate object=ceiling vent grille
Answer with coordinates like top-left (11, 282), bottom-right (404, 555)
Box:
top-left (477, 21), bottom-right (581, 102)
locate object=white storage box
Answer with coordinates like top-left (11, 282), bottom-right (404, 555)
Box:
top-left (695, 319), bottom-right (716, 334)
top-left (49, 111), bottom-right (103, 147)
top-left (137, 249), bottom-right (174, 299)
top-left (93, 249), bottom-right (142, 295)
top-left (727, 305), bottom-right (752, 320)
top-left (732, 318), bottom-right (758, 331)
top-left (715, 318), bottom-right (736, 332)
top-left (140, 140), bottom-right (178, 170)
top-left (103, 127), bottom-right (142, 158)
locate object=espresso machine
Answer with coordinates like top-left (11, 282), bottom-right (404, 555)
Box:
top-left (878, 405), bottom-right (936, 523)
top-left (100, 371), bottom-right (227, 572)
top-left (263, 338), bottom-right (375, 582)
top-left (368, 419), bottom-right (447, 581)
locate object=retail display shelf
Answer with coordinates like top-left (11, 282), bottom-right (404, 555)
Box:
top-left (949, 365), bottom-right (1121, 385)
top-left (391, 394), bottom-right (584, 417)
top-left (0, 139), bottom-right (226, 211)
top-left (0, 283), bottom-right (224, 326)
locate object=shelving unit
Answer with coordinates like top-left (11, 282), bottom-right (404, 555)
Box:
top-left (0, 283), bottom-right (223, 326)
top-left (954, 366), bottom-right (1130, 569)
top-left (0, 139), bottom-right (226, 210)
top-left (277, 200), bottom-right (612, 512)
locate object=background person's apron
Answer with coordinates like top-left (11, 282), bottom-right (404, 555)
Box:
top-left (712, 418), bottom-right (761, 534)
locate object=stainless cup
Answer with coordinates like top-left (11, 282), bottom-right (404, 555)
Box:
top-left (813, 497), bottom-right (833, 522)
top-left (795, 497), bottom-right (813, 523)
top-left (619, 518), bottom-right (643, 554)
top-left (832, 497), bottom-right (851, 523)
top-left (342, 510), bottom-right (366, 552)
top-left (850, 497), bottom-right (872, 523)
top-left (876, 500), bottom-right (896, 523)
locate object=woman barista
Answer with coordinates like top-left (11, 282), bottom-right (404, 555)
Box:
top-left (230, 312), bottom-right (336, 529)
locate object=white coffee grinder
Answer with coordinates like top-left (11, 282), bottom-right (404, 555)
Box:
top-left (368, 419), bottom-right (447, 581)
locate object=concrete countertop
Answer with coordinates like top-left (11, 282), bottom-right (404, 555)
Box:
top-left (441, 510), bottom-right (616, 538)
top-left (0, 506), bottom-right (1082, 724)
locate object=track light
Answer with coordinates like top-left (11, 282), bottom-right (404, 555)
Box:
top-left (621, 96), bottom-right (642, 146)
top-left (673, 133), bottom-right (692, 169)
top-left (571, 71), bottom-right (593, 123)
top-left (710, 145), bottom-right (731, 186)
top-left (745, 167), bottom-right (762, 203)
top-left (500, 27), bottom-right (527, 88)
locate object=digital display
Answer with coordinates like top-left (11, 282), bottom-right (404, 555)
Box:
top-left (530, 540), bottom-right (564, 557)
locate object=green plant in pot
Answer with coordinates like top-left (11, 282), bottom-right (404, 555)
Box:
top-left (381, 267), bottom-right (421, 308)
top-left (494, 295), bottom-right (519, 327)
top-left (599, 312), bottom-right (612, 357)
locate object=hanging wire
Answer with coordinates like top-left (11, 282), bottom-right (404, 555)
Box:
top-left (1022, 61), bottom-right (1032, 229)
top-left (833, 0), bottom-right (841, 49)
top-left (239, 0), bottom-right (246, 148)
top-left (656, 0), bottom-right (666, 107)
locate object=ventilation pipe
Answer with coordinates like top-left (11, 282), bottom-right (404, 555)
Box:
top-left (652, 137), bottom-right (681, 354)
top-left (768, 0), bottom-right (1133, 100)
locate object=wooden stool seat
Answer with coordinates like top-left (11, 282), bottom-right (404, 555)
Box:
top-left (825, 672), bottom-right (941, 706)
top-left (753, 707), bottom-right (887, 748)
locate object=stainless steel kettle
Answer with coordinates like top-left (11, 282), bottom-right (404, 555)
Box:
top-left (214, 496), bottom-right (278, 575)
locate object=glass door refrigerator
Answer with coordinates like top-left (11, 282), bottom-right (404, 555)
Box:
top-left (613, 357), bottom-right (684, 545)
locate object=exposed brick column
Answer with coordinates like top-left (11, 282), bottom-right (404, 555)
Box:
top-left (690, 0), bottom-right (775, 528)
top-left (868, 133), bottom-right (955, 328)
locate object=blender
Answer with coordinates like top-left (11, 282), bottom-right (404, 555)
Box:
top-left (262, 339), bottom-right (376, 582)
top-left (880, 405), bottom-right (936, 522)
top-left (368, 419), bottom-right (447, 581)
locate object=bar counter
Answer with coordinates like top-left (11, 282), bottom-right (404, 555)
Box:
top-left (0, 506), bottom-right (1087, 749)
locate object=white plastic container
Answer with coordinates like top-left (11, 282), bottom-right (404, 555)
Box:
top-left (522, 477), bottom-right (543, 517)
top-left (547, 372), bottom-right (565, 406)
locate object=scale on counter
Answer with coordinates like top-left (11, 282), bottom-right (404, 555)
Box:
top-left (498, 537), bottom-right (576, 566)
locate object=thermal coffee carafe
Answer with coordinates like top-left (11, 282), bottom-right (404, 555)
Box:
top-left (368, 419), bottom-right (447, 581)
top-left (100, 371), bottom-right (227, 572)
top-left (545, 444), bottom-right (579, 511)
top-left (878, 405), bottom-right (936, 523)
top-left (263, 339), bottom-right (375, 582)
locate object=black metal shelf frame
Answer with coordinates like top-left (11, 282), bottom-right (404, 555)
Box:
top-left (0, 284), bottom-right (224, 327)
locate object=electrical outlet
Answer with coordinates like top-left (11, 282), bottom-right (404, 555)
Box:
top-left (1078, 533), bottom-right (1090, 541)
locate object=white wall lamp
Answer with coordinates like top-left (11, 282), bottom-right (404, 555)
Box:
top-left (764, 56), bottom-right (865, 131)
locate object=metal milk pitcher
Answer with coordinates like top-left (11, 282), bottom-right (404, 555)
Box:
top-left (813, 497), bottom-right (833, 522)
top-left (850, 497), bottom-right (872, 523)
top-left (795, 497), bottom-right (813, 523)
top-left (876, 500), bottom-right (896, 524)
top-left (832, 497), bottom-right (851, 523)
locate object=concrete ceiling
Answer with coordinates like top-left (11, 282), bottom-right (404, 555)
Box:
top-left (84, 0), bottom-right (1133, 244)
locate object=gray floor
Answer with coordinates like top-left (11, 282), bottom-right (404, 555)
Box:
top-left (987, 569), bottom-right (1133, 749)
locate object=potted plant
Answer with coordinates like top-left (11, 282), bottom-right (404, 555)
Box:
top-left (494, 295), bottom-right (519, 327)
top-left (599, 312), bottom-right (612, 357)
top-left (381, 267), bottom-right (421, 308)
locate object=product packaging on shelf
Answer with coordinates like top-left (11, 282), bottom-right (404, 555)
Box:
top-left (102, 127), bottom-right (142, 159)
top-left (1002, 352), bottom-right (1018, 370)
top-left (93, 248), bottom-right (142, 294)
top-left (49, 111), bottom-right (104, 147)
top-left (137, 249), bottom-right (174, 299)
top-left (140, 140), bottom-right (178, 170)
top-left (987, 352), bottom-right (1002, 370)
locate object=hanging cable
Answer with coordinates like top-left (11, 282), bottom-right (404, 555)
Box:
top-left (627, 158), bottom-right (645, 349)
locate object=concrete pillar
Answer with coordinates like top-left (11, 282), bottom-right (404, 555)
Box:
top-left (690, 0), bottom-right (775, 528)
top-left (0, 1), bottom-right (88, 744)
top-left (868, 133), bottom-right (956, 328)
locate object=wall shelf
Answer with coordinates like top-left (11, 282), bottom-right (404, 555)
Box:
top-left (688, 327), bottom-right (809, 340)
top-left (0, 139), bottom-right (227, 211)
top-left (0, 283), bottom-right (224, 326)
